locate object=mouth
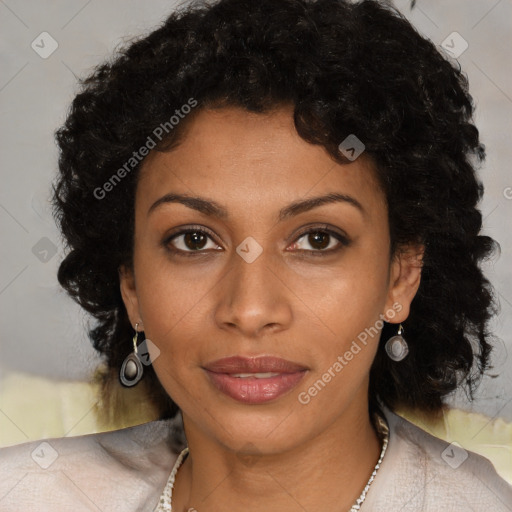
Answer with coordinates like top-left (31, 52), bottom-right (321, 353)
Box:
top-left (203, 356), bottom-right (308, 404)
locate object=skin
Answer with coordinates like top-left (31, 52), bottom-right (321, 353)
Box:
top-left (120, 106), bottom-right (423, 512)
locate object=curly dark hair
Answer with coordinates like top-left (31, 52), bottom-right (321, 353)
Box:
top-left (52, 0), bottom-right (499, 424)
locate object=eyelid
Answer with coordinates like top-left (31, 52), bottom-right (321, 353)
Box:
top-left (291, 223), bottom-right (350, 244)
top-left (165, 224), bottom-right (218, 241)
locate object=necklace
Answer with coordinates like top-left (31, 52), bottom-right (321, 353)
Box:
top-left (154, 413), bottom-right (389, 512)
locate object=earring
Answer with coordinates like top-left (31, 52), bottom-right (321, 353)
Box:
top-left (119, 323), bottom-right (144, 387)
top-left (385, 323), bottom-right (409, 361)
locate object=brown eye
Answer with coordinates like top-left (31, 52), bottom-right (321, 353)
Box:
top-left (290, 228), bottom-right (349, 253)
top-left (164, 226), bottom-right (221, 256)
top-left (307, 232), bottom-right (331, 250)
top-left (183, 231), bottom-right (208, 250)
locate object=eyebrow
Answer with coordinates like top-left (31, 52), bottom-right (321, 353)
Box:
top-left (147, 192), bottom-right (365, 221)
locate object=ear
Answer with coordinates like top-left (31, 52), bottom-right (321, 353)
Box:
top-left (119, 264), bottom-right (142, 328)
top-left (383, 243), bottom-right (424, 323)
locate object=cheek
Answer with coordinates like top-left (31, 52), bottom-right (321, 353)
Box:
top-left (135, 261), bottom-right (208, 404)
top-left (133, 235), bottom-right (213, 325)
top-left (132, 248), bottom-right (226, 401)
top-left (299, 246), bottom-right (390, 397)
top-left (295, 268), bottom-right (386, 410)
top-left (315, 244), bottom-right (390, 331)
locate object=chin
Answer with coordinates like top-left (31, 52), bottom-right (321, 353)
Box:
top-left (204, 404), bottom-right (315, 454)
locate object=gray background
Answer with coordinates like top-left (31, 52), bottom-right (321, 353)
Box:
top-left (1, 0), bottom-right (511, 420)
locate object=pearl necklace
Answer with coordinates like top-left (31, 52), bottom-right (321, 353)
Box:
top-left (154, 414), bottom-right (389, 512)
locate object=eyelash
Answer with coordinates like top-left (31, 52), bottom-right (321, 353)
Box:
top-left (162, 224), bottom-right (351, 258)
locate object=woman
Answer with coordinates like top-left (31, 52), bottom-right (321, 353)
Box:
top-left (1, 0), bottom-right (511, 510)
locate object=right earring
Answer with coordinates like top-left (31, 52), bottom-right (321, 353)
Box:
top-left (119, 323), bottom-right (144, 387)
top-left (385, 323), bottom-right (409, 362)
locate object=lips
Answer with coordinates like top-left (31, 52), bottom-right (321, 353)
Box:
top-left (203, 356), bottom-right (308, 404)
top-left (204, 355), bottom-right (308, 374)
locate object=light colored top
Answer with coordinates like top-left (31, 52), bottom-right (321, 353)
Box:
top-left (0, 407), bottom-right (510, 511)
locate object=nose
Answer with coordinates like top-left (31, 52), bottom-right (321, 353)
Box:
top-left (214, 242), bottom-right (293, 338)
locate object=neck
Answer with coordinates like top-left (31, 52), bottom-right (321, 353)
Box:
top-left (171, 400), bottom-right (382, 512)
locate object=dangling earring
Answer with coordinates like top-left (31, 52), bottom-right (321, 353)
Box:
top-left (385, 323), bottom-right (409, 361)
top-left (119, 323), bottom-right (144, 387)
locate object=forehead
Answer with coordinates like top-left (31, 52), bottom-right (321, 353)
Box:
top-left (136, 107), bottom-right (386, 221)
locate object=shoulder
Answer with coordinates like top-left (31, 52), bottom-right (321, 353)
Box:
top-left (0, 419), bottom-right (180, 511)
top-left (362, 407), bottom-right (512, 511)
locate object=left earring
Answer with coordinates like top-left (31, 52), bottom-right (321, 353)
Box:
top-left (119, 323), bottom-right (144, 387)
top-left (385, 323), bottom-right (409, 362)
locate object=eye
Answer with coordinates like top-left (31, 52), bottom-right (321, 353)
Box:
top-left (163, 225), bottom-right (221, 256)
top-left (288, 225), bottom-right (350, 255)
top-left (163, 224), bottom-right (351, 258)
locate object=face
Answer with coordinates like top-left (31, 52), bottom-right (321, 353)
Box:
top-left (120, 106), bottom-right (422, 455)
